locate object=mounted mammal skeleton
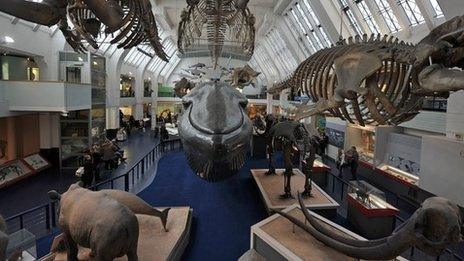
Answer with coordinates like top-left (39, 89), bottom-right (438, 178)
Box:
top-left (269, 16), bottom-right (464, 126)
top-left (0, 0), bottom-right (168, 60)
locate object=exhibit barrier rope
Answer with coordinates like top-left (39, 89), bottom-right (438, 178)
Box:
top-left (4, 138), bottom-right (182, 238)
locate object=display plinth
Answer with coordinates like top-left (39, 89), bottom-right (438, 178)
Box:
top-left (311, 159), bottom-right (331, 187)
top-left (346, 193), bottom-right (399, 239)
top-left (251, 169), bottom-right (339, 216)
top-left (42, 207), bottom-right (192, 261)
top-left (250, 205), bottom-right (406, 261)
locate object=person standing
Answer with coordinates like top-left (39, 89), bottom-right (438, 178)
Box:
top-left (81, 154), bottom-right (94, 187)
top-left (336, 148), bottom-right (344, 176)
top-left (350, 146), bottom-right (359, 180)
top-left (343, 146), bottom-right (359, 180)
top-left (91, 144), bottom-right (102, 181)
top-left (102, 140), bottom-right (117, 171)
top-left (320, 132), bottom-right (329, 156)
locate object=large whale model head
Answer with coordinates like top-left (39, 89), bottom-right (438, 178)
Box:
top-left (179, 81), bottom-right (252, 182)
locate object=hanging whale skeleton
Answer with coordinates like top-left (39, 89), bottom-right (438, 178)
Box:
top-left (0, 0), bottom-right (168, 61)
top-left (269, 15), bottom-right (464, 126)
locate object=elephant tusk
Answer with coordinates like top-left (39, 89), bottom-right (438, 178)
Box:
top-left (277, 203), bottom-right (415, 260)
top-left (296, 194), bottom-right (389, 247)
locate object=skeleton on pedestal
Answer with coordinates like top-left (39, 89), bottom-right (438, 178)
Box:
top-left (267, 121), bottom-right (321, 199)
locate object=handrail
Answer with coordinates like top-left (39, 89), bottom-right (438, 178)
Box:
top-left (4, 138), bottom-right (182, 237)
top-left (5, 143), bottom-right (462, 261)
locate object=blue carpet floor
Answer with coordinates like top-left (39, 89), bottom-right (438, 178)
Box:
top-left (36, 152), bottom-right (277, 260)
top-left (137, 151), bottom-right (271, 261)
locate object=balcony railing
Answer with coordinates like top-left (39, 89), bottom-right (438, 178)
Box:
top-left (4, 139), bottom-right (182, 239)
top-left (0, 80), bottom-right (91, 112)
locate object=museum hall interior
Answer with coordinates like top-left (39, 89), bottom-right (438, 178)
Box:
top-left (1, 0), bottom-right (464, 260)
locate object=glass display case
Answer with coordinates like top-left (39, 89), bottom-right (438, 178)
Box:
top-left (345, 124), bottom-right (375, 165)
top-left (348, 180), bottom-right (387, 209)
top-left (7, 229), bottom-right (37, 259)
top-left (378, 164), bottom-right (419, 185)
top-left (120, 74), bottom-right (135, 97)
top-left (359, 129), bottom-right (375, 164)
top-left (60, 110), bottom-right (90, 168)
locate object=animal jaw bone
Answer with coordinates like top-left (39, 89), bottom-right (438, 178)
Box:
top-left (0, 0), bottom-right (169, 61)
top-left (277, 195), bottom-right (463, 260)
top-left (272, 16), bottom-right (464, 126)
top-left (178, 0), bottom-right (255, 68)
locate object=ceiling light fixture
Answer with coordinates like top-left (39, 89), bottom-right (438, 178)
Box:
top-left (1, 36), bottom-right (15, 44)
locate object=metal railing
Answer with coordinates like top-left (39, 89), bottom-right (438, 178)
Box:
top-left (322, 171), bottom-right (464, 261)
top-left (4, 138), bottom-right (182, 238)
top-left (5, 144), bottom-right (463, 260)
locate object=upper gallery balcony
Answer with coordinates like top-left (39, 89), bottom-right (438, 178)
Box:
top-left (0, 80), bottom-right (91, 112)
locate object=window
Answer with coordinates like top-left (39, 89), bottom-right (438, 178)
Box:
top-left (336, 0), bottom-right (364, 35)
top-left (428, 0), bottom-right (443, 18)
top-left (146, 40), bottom-right (177, 74)
top-left (301, 0), bottom-right (332, 46)
top-left (373, 0), bottom-right (401, 32)
top-left (254, 45), bottom-right (279, 78)
top-left (286, 0), bottom-right (332, 56)
top-left (288, 9), bottom-right (318, 53)
top-left (264, 29), bottom-right (298, 75)
top-left (355, 0), bottom-right (381, 34)
top-left (284, 14), bottom-right (312, 56)
top-left (398, 0), bottom-right (425, 26)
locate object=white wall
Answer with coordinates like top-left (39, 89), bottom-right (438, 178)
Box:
top-left (446, 90), bottom-right (464, 140)
top-left (420, 135), bottom-right (464, 207)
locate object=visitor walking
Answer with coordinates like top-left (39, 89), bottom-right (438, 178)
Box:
top-left (341, 146), bottom-right (359, 180)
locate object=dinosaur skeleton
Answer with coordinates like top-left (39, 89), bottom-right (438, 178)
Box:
top-left (269, 15), bottom-right (464, 126)
top-left (266, 121), bottom-right (321, 198)
top-left (0, 0), bottom-right (168, 61)
top-left (277, 195), bottom-right (463, 260)
top-left (178, 0), bottom-right (255, 68)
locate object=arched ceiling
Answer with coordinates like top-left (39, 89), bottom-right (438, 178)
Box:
top-left (155, 0), bottom-right (279, 33)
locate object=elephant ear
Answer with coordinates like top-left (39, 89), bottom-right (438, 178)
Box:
top-left (48, 190), bottom-right (61, 201)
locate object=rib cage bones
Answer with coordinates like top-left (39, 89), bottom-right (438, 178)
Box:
top-left (67, 0), bottom-right (169, 61)
top-left (284, 34), bottom-right (423, 126)
top-left (178, 0), bottom-right (255, 68)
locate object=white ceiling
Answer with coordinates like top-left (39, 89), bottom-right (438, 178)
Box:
top-left (154, 0), bottom-right (281, 42)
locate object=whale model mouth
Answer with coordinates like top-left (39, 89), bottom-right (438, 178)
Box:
top-left (178, 82), bottom-right (252, 182)
top-left (180, 108), bottom-right (251, 181)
